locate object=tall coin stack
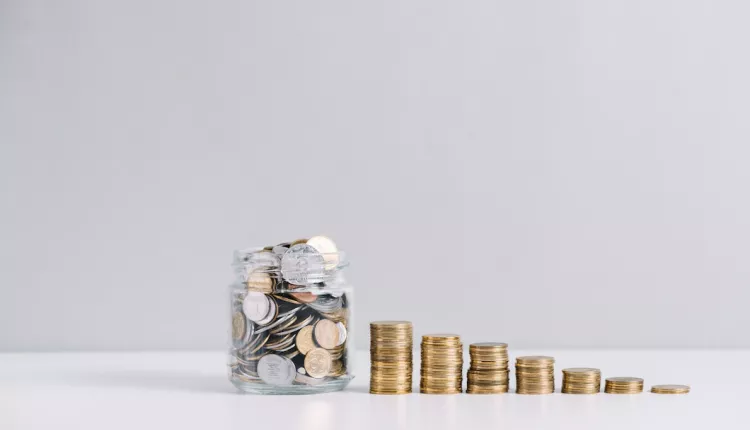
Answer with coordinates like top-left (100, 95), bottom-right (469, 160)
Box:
top-left (466, 343), bottom-right (509, 394)
top-left (561, 368), bottom-right (601, 394)
top-left (604, 377), bottom-right (644, 394)
top-left (515, 356), bottom-right (555, 394)
top-left (369, 321), bottom-right (413, 394)
top-left (420, 334), bottom-right (463, 394)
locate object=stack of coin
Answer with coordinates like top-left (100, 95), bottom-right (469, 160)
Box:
top-left (466, 343), bottom-right (509, 394)
top-left (369, 321), bottom-right (414, 394)
top-left (650, 384), bottom-right (690, 394)
top-left (420, 334), bottom-right (463, 394)
top-left (604, 377), bottom-right (644, 394)
top-left (516, 356), bottom-right (555, 394)
top-left (562, 368), bottom-right (601, 394)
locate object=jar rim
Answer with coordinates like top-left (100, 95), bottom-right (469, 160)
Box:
top-left (232, 248), bottom-right (349, 288)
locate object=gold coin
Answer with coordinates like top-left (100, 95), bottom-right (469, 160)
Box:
top-left (290, 238), bottom-right (309, 246)
top-left (516, 355), bottom-right (555, 363)
top-left (305, 348), bottom-right (332, 378)
top-left (606, 377), bottom-right (643, 384)
top-left (371, 321), bottom-right (413, 328)
top-left (231, 312), bottom-right (246, 340)
top-left (296, 326), bottom-right (315, 355)
top-left (422, 333), bottom-right (461, 342)
top-left (314, 319), bottom-right (340, 349)
top-left (562, 368), bottom-right (600, 374)
top-left (470, 342), bottom-right (508, 349)
top-left (246, 271), bottom-right (276, 293)
top-left (650, 384), bottom-right (690, 394)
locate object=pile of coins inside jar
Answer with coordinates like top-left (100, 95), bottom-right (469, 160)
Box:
top-left (229, 236), bottom-right (352, 393)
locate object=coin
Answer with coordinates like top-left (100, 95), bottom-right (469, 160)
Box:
top-left (370, 321), bottom-right (413, 395)
top-left (650, 384), bottom-right (690, 394)
top-left (242, 292), bottom-right (271, 323)
top-left (254, 308), bottom-right (298, 334)
top-left (467, 342), bottom-right (509, 395)
top-left (336, 322), bottom-right (347, 346)
top-left (257, 354), bottom-right (296, 386)
top-left (296, 326), bottom-right (316, 355)
top-left (281, 244), bottom-right (326, 285)
top-left (246, 271), bottom-right (276, 293)
top-left (305, 348), bottom-right (332, 378)
top-left (307, 295), bottom-right (343, 313)
top-left (314, 319), bottom-right (340, 349)
top-left (561, 368), bottom-right (600, 394)
top-left (273, 314), bottom-right (315, 336)
top-left (232, 312), bottom-right (247, 341)
top-left (290, 290), bottom-right (318, 303)
top-left (515, 355), bottom-right (555, 394)
top-left (294, 372), bottom-right (325, 386)
top-left (605, 377), bottom-right (644, 394)
top-left (255, 296), bottom-right (278, 326)
top-left (306, 236), bottom-right (339, 269)
top-left (265, 334), bottom-right (296, 351)
top-left (421, 333), bottom-right (463, 394)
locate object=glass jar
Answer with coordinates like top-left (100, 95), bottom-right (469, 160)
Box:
top-left (227, 239), bottom-right (354, 394)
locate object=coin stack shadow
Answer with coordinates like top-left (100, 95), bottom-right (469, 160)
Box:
top-left (561, 368), bottom-right (601, 394)
top-left (515, 356), bottom-right (555, 394)
top-left (466, 343), bottom-right (509, 394)
top-left (604, 377), bottom-right (644, 394)
top-left (420, 334), bottom-right (463, 394)
top-left (369, 321), bottom-right (413, 394)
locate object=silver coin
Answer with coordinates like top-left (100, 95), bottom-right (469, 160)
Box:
top-left (255, 313), bottom-right (294, 333)
top-left (294, 371), bottom-right (325, 386)
top-left (281, 244), bottom-right (326, 285)
top-left (272, 314), bottom-right (315, 336)
top-left (307, 294), bottom-right (343, 313)
top-left (272, 245), bottom-right (289, 256)
top-left (336, 322), bottom-right (347, 346)
top-left (243, 292), bottom-right (271, 323)
top-left (305, 236), bottom-right (340, 270)
top-left (257, 354), bottom-right (296, 386)
top-left (265, 334), bottom-right (296, 351)
top-left (255, 296), bottom-right (277, 326)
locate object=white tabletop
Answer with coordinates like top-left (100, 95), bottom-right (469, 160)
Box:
top-left (1, 349), bottom-right (747, 429)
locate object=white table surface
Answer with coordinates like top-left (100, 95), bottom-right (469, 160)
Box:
top-left (1, 349), bottom-right (747, 429)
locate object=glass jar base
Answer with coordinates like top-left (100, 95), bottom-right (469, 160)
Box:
top-left (230, 375), bottom-right (354, 395)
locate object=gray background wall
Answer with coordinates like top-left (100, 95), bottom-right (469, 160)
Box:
top-left (2, 0), bottom-right (749, 351)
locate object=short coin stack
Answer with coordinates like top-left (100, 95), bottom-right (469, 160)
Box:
top-left (420, 334), bottom-right (463, 394)
top-left (516, 356), bottom-right (555, 394)
top-left (562, 368), bottom-right (601, 394)
top-left (650, 384), bottom-right (690, 394)
top-left (604, 377), bottom-right (644, 394)
top-left (466, 343), bottom-right (509, 394)
top-left (369, 321), bottom-right (413, 394)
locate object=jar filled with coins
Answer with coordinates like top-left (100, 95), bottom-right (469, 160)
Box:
top-left (228, 236), bottom-right (354, 394)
